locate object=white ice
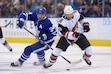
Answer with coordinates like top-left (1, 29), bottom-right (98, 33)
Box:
top-left (0, 43), bottom-right (111, 74)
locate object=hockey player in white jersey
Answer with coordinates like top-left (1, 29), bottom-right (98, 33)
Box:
top-left (43, 5), bottom-right (93, 68)
top-left (0, 27), bottom-right (12, 52)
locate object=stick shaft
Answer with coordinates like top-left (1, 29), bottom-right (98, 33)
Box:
top-left (1, 21), bottom-right (10, 28)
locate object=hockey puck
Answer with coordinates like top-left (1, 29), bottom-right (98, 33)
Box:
top-left (66, 69), bottom-right (70, 71)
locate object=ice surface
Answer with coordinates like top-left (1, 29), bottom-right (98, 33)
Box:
top-left (0, 43), bottom-right (111, 74)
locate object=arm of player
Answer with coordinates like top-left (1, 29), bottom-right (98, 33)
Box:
top-left (65, 32), bottom-right (80, 41)
top-left (17, 12), bottom-right (34, 28)
top-left (17, 12), bottom-right (27, 28)
top-left (78, 14), bottom-right (90, 32)
top-left (58, 24), bottom-right (80, 41)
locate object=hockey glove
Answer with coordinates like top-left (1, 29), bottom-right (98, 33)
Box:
top-left (83, 22), bottom-right (90, 32)
top-left (17, 18), bottom-right (25, 28)
top-left (65, 32), bottom-right (80, 42)
top-left (73, 32), bottom-right (80, 42)
top-left (39, 34), bottom-right (47, 41)
top-left (73, 32), bottom-right (80, 37)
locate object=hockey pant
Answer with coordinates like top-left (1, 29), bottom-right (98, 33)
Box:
top-left (18, 40), bottom-right (54, 63)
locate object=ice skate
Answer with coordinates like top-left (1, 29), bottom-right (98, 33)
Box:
top-left (33, 61), bottom-right (45, 66)
top-left (10, 61), bottom-right (22, 67)
top-left (2, 40), bottom-right (13, 52)
top-left (83, 55), bottom-right (92, 66)
top-left (43, 63), bottom-right (53, 68)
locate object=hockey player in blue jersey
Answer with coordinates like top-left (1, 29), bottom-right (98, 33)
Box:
top-left (10, 7), bottom-right (57, 67)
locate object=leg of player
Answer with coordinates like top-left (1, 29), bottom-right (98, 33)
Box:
top-left (43, 48), bottom-right (62, 68)
top-left (10, 46), bottom-right (33, 67)
top-left (33, 41), bottom-right (54, 66)
top-left (83, 46), bottom-right (93, 66)
top-left (33, 51), bottom-right (46, 66)
top-left (75, 34), bottom-right (93, 66)
top-left (43, 37), bottom-right (70, 68)
top-left (0, 28), bottom-right (12, 52)
top-left (10, 41), bottom-right (49, 67)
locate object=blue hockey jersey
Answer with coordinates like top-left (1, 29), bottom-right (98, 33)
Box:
top-left (18, 11), bottom-right (57, 43)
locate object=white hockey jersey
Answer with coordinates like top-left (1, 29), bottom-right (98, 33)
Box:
top-left (58, 10), bottom-right (88, 40)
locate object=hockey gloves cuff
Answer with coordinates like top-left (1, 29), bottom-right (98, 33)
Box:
top-left (83, 22), bottom-right (90, 32)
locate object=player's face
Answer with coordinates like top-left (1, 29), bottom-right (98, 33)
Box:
top-left (65, 14), bottom-right (73, 20)
top-left (37, 14), bottom-right (45, 20)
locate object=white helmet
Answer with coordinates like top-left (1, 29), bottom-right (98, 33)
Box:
top-left (64, 5), bottom-right (74, 14)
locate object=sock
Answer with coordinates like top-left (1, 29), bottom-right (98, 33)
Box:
top-left (49, 53), bottom-right (58, 64)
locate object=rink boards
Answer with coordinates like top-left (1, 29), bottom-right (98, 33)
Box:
top-left (0, 18), bottom-right (111, 46)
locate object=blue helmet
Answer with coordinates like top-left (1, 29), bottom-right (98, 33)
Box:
top-left (36, 7), bottom-right (46, 14)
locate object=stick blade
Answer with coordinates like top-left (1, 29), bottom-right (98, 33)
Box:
top-left (71, 59), bottom-right (82, 64)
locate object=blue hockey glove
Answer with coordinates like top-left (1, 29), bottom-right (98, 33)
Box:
top-left (17, 19), bottom-right (24, 28)
top-left (40, 34), bottom-right (47, 41)
top-left (83, 22), bottom-right (90, 32)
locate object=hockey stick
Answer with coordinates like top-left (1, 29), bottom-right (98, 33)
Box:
top-left (24, 27), bottom-right (82, 64)
top-left (1, 21), bottom-right (11, 28)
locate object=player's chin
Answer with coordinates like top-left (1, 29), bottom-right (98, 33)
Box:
top-left (38, 18), bottom-right (43, 20)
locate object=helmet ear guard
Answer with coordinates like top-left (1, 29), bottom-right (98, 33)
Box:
top-left (64, 5), bottom-right (74, 14)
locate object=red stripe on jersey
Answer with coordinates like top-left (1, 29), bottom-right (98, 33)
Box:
top-left (72, 22), bottom-right (78, 33)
